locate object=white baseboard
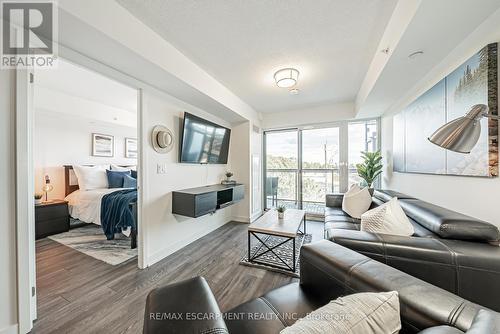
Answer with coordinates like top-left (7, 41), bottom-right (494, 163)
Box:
top-left (232, 215), bottom-right (250, 223)
top-left (0, 324), bottom-right (18, 334)
top-left (146, 218), bottom-right (231, 266)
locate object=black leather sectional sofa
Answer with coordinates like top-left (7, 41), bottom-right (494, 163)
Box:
top-left (325, 189), bottom-right (500, 311)
top-left (143, 241), bottom-right (500, 334)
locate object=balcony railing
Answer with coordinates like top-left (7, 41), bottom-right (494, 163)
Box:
top-left (265, 167), bottom-right (361, 217)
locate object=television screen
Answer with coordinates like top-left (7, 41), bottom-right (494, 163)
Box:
top-left (179, 112), bottom-right (231, 164)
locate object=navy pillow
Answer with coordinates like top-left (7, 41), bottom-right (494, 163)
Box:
top-left (131, 170), bottom-right (137, 179)
top-left (123, 174), bottom-right (137, 188)
top-left (106, 170), bottom-right (131, 188)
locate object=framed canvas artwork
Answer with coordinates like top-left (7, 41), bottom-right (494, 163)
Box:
top-left (125, 138), bottom-right (138, 158)
top-left (393, 43), bottom-right (498, 177)
top-left (92, 133), bottom-right (114, 157)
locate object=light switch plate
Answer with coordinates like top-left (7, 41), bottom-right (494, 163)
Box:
top-left (157, 163), bottom-right (167, 174)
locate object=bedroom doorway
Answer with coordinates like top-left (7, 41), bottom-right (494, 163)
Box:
top-left (17, 57), bottom-right (144, 332)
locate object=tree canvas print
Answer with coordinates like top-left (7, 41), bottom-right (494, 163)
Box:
top-left (393, 43), bottom-right (498, 177)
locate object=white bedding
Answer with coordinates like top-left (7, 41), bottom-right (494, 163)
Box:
top-left (65, 188), bottom-right (131, 236)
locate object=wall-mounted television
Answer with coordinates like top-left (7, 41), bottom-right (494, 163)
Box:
top-left (179, 112), bottom-right (231, 164)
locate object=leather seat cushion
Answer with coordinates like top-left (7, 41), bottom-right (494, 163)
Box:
top-left (399, 199), bottom-right (500, 242)
top-left (225, 283), bottom-right (329, 334)
top-left (325, 207), bottom-right (348, 217)
top-left (325, 215), bottom-right (361, 224)
top-left (418, 325), bottom-right (464, 334)
top-left (325, 222), bottom-right (360, 231)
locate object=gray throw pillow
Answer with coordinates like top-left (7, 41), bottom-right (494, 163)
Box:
top-left (280, 291), bottom-right (401, 334)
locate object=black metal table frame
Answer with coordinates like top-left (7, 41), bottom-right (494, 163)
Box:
top-left (247, 218), bottom-right (306, 272)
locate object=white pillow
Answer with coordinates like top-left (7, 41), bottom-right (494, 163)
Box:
top-left (342, 185), bottom-right (372, 219)
top-left (110, 164), bottom-right (136, 171)
top-left (72, 165), bottom-right (108, 191)
top-left (280, 291), bottom-right (401, 334)
top-left (361, 197), bottom-right (415, 236)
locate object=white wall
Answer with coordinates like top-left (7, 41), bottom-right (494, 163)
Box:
top-left (229, 122), bottom-right (251, 221)
top-left (34, 112), bottom-right (137, 200)
top-left (261, 102), bottom-right (354, 129)
top-left (141, 89), bottom-right (236, 266)
top-left (381, 19), bottom-right (500, 227)
top-left (0, 71), bottom-right (18, 334)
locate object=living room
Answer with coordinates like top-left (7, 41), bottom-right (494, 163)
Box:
top-left (2, 0), bottom-right (500, 334)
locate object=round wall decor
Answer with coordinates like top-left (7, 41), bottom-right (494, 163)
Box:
top-left (152, 125), bottom-right (174, 153)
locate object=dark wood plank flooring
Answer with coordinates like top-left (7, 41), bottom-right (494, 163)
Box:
top-left (33, 220), bottom-right (324, 334)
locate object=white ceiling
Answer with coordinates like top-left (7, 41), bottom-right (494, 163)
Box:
top-left (117, 0), bottom-right (397, 113)
top-left (35, 59), bottom-right (137, 113)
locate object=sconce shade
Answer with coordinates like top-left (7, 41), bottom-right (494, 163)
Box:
top-left (428, 104), bottom-right (488, 154)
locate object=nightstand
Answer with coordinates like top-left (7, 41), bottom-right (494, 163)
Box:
top-left (35, 200), bottom-right (70, 239)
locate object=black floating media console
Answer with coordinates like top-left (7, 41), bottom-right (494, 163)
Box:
top-left (172, 183), bottom-right (245, 218)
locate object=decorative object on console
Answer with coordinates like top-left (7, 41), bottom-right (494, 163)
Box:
top-left (342, 184), bottom-right (372, 219)
top-left (34, 193), bottom-right (43, 204)
top-left (42, 174), bottom-right (53, 202)
top-left (277, 205), bottom-right (286, 219)
top-left (221, 171), bottom-right (235, 185)
top-left (360, 197), bottom-right (414, 237)
top-left (281, 291), bottom-right (401, 334)
top-left (92, 133), bottom-right (114, 157)
top-left (393, 43), bottom-right (498, 177)
top-left (125, 138), bottom-right (138, 158)
top-left (429, 104), bottom-right (500, 153)
top-left (151, 125), bottom-right (174, 154)
top-left (355, 150), bottom-right (382, 193)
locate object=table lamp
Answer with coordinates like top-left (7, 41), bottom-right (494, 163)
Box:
top-left (42, 174), bottom-right (53, 202)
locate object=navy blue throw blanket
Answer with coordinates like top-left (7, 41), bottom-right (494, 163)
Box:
top-left (100, 189), bottom-right (137, 240)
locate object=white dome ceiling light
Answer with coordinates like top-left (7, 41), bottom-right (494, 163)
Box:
top-left (274, 68), bottom-right (299, 88)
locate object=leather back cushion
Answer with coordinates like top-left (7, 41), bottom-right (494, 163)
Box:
top-left (399, 199), bottom-right (500, 242)
top-left (373, 189), bottom-right (416, 203)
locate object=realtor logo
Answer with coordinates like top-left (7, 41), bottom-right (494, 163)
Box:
top-left (1, 0), bottom-right (57, 68)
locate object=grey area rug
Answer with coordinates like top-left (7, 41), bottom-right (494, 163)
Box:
top-left (48, 224), bottom-right (137, 266)
top-left (240, 233), bottom-right (312, 278)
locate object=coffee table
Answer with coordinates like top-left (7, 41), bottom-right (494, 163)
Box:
top-left (247, 209), bottom-right (306, 272)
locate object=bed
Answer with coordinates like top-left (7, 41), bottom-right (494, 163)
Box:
top-left (63, 165), bottom-right (138, 249)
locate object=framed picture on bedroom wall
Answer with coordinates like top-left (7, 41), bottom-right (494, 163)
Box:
top-left (125, 138), bottom-right (138, 158)
top-left (92, 133), bottom-right (114, 157)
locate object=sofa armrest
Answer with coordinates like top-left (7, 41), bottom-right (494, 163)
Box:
top-left (325, 193), bottom-right (343, 208)
top-left (143, 276), bottom-right (228, 334)
top-left (299, 240), bottom-right (485, 332)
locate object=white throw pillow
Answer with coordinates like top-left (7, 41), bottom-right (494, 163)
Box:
top-left (72, 165), bottom-right (108, 191)
top-left (280, 291), bottom-right (401, 334)
top-left (361, 197), bottom-right (414, 236)
top-left (110, 164), bottom-right (136, 171)
top-left (342, 185), bottom-right (372, 219)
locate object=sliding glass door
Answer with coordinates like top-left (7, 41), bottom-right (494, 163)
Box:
top-left (265, 130), bottom-right (299, 209)
top-left (264, 119), bottom-right (379, 218)
top-left (301, 127), bottom-right (340, 217)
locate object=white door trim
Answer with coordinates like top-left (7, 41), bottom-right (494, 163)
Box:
top-left (16, 68), bottom-right (36, 333)
top-left (15, 47), bottom-right (150, 334)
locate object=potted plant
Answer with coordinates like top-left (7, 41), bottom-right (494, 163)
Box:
top-left (225, 171), bottom-right (233, 182)
top-left (355, 151), bottom-right (383, 195)
top-left (277, 205), bottom-right (286, 219)
top-left (34, 193), bottom-right (43, 204)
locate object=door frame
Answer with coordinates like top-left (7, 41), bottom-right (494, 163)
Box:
top-left (16, 49), bottom-right (148, 333)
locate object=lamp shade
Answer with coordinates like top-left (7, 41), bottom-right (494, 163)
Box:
top-left (428, 104), bottom-right (488, 154)
top-left (274, 68), bottom-right (299, 88)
